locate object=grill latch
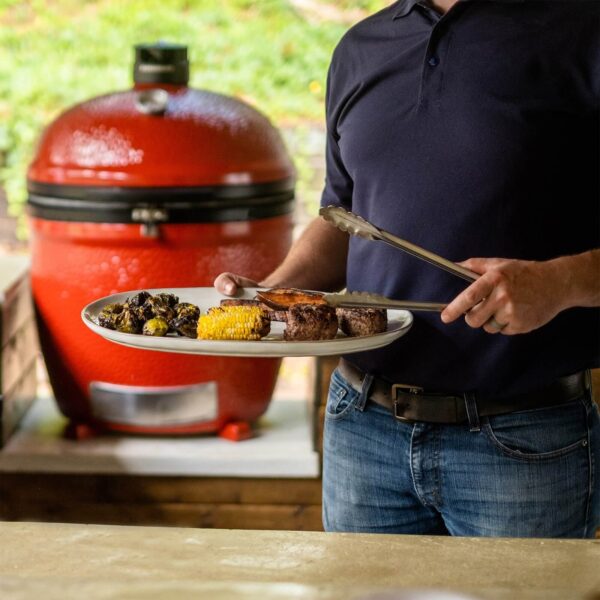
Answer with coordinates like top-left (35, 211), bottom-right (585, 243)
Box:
top-left (132, 207), bottom-right (169, 238)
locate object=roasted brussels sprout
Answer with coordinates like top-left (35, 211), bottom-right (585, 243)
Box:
top-left (142, 296), bottom-right (175, 322)
top-left (132, 303), bottom-right (154, 322)
top-left (170, 316), bottom-right (198, 338)
top-left (169, 303), bottom-right (200, 338)
top-left (154, 293), bottom-right (179, 308)
top-left (174, 302), bottom-right (200, 321)
top-left (127, 291), bottom-right (151, 307)
top-left (143, 317), bottom-right (169, 336)
top-left (124, 291), bottom-right (153, 321)
top-left (98, 303), bottom-right (125, 330)
top-left (115, 308), bottom-right (142, 334)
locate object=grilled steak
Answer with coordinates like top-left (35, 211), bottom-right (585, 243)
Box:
top-left (284, 304), bottom-right (338, 341)
top-left (266, 308), bottom-right (289, 322)
top-left (220, 298), bottom-right (262, 308)
top-left (336, 307), bottom-right (387, 337)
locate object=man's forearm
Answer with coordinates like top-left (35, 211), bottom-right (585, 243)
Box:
top-left (552, 249), bottom-right (600, 309)
top-left (260, 217), bottom-right (349, 292)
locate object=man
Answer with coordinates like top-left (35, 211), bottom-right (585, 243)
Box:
top-left (216, 0), bottom-right (600, 537)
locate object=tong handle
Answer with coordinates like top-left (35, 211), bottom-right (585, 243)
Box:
top-left (377, 229), bottom-right (478, 283)
top-left (323, 292), bottom-right (446, 312)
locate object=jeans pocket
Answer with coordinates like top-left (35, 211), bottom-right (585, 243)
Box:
top-left (482, 397), bottom-right (589, 462)
top-left (325, 369), bottom-right (360, 421)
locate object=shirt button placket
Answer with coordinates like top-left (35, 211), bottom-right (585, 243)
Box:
top-left (420, 22), bottom-right (446, 108)
top-left (419, 43), bottom-right (440, 108)
top-left (417, 6), bottom-right (448, 109)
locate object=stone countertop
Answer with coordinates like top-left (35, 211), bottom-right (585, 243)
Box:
top-left (0, 522), bottom-right (598, 600)
top-left (0, 254), bottom-right (29, 298)
top-left (0, 397), bottom-right (319, 478)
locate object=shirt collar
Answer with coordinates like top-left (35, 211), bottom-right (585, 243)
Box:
top-left (392, 0), bottom-right (525, 20)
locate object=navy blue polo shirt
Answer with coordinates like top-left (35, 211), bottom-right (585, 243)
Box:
top-left (321, 0), bottom-right (600, 397)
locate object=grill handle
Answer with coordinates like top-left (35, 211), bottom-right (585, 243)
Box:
top-left (134, 42), bottom-right (189, 85)
top-left (135, 89), bottom-right (169, 115)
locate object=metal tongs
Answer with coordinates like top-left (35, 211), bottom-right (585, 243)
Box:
top-left (322, 291), bottom-right (447, 312)
top-left (319, 205), bottom-right (478, 312)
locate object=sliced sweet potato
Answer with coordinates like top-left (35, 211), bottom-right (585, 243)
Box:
top-left (255, 287), bottom-right (326, 310)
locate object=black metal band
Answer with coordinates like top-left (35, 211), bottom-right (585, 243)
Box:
top-left (27, 179), bottom-right (295, 223)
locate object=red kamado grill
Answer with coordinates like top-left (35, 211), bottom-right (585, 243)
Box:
top-left (27, 43), bottom-right (295, 439)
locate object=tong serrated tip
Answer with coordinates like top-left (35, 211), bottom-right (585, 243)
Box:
top-left (319, 205), bottom-right (380, 240)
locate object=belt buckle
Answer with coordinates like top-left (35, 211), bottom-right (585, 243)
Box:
top-left (391, 383), bottom-right (424, 423)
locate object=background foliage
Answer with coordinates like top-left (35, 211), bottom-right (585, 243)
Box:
top-left (0, 0), bottom-right (388, 236)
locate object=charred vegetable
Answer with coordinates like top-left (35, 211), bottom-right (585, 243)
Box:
top-left (198, 306), bottom-right (270, 340)
top-left (256, 287), bottom-right (326, 310)
top-left (143, 317), bottom-right (169, 336)
top-left (154, 293), bottom-right (179, 308)
top-left (98, 303), bottom-right (124, 330)
top-left (126, 291), bottom-right (151, 309)
top-left (125, 291), bottom-right (153, 321)
top-left (115, 308), bottom-right (142, 334)
top-left (174, 302), bottom-right (200, 320)
top-left (168, 302), bottom-right (201, 338)
top-left (143, 296), bottom-right (175, 322)
top-left (170, 316), bottom-right (198, 338)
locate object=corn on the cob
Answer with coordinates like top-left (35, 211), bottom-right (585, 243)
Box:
top-left (197, 306), bottom-right (270, 340)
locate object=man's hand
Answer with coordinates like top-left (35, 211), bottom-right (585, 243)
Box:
top-left (440, 257), bottom-right (571, 335)
top-left (214, 272), bottom-right (260, 297)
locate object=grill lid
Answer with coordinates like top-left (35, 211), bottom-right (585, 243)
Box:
top-left (27, 43), bottom-right (295, 222)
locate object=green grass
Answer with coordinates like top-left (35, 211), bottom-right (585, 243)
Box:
top-left (0, 0), bottom-right (388, 235)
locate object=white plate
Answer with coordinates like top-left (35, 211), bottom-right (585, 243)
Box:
top-left (81, 288), bottom-right (413, 357)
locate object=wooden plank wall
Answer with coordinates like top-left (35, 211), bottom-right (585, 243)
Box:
top-left (0, 474), bottom-right (323, 530)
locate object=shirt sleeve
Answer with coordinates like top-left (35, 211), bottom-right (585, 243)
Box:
top-left (320, 61), bottom-right (353, 211)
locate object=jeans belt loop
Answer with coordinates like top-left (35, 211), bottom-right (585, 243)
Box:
top-left (357, 373), bottom-right (374, 412)
top-left (584, 368), bottom-right (592, 391)
top-left (464, 392), bottom-right (481, 432)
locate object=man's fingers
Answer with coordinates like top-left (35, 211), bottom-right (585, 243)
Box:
top-left (482, 316), bottom-right (510, 335)
top-left (464, 297), bottom-right (496, 329)
top-left (457, 257), bottom-right (503, 273)
top-left (213, 273), bottom-right (237, 295)
top-left (213, 272), bottom-right (259, 296)
top-left (441, 277), bottom-right (494, 323)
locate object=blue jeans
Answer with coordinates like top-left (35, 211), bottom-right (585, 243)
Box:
top-left (323, 367), bottom-right (600, 537)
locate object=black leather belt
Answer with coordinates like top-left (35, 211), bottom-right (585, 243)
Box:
top-left (337, 359), bottom-right (590, 425)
